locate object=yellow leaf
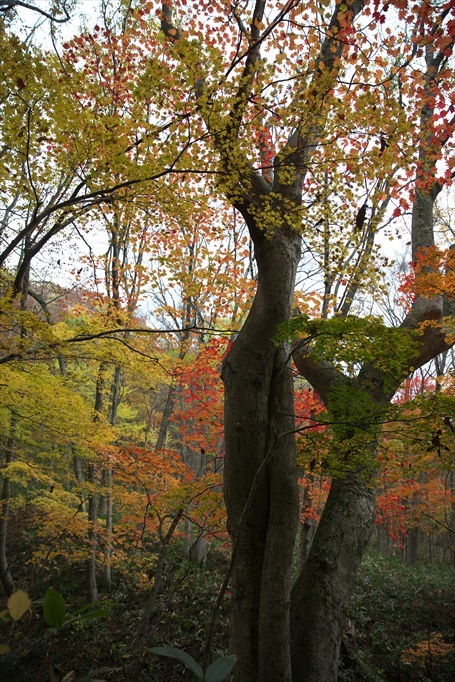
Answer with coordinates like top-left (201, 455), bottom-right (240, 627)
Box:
top-left (7, 590), bottom-right (31, 621)
top-left (0, 643), bottom-right (11, 654)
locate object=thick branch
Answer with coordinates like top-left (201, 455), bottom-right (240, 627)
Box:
top-left (227, 0), bottom-right (267, 137)
top-left (292, 339), bottom-right (349, 406)
top-left (274, 0), bottom-right (365, 200)
top-left (0, 0), bottom-right (71, 23)
top-left (399, 295), bottom-right (453, 374)
top-left (160, 0), bottom-right (296, 209)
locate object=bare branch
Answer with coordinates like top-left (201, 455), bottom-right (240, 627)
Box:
top-left (292, 338), bottom-right (349, 406)
top-left (0, 0), bottom-right (71, 23)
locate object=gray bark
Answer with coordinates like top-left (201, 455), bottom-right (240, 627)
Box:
top-left (155, 384), bottom-right (176, 452)
top-left (102, 465), bottom-right (113, 590)
top-left (450, 468), bottom-right (455, 569)
top-left (0, 413), bottom-right (17, 596)
top-left (182, 445), bottom-right (207, 564)
top-left (0, 255), bottom-right (30, 595)
top-left (102, 364), bottom-right (122, 590)
top-left (406, 528), bottom-right (419, 566)
top-left (222, 226), bottom-right (301, 681)
top-left (291, 475), bottom-right (376, 681)
top-left (291, 174), bottom-right (454, 682)
top-left (86, 361), bottom-right (106, 603)
top-left (86, 462), bottom-right (99, 603)
top-left (298, 472), bottom-right (317, 567)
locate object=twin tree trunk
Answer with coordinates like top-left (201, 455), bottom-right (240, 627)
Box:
top-left (222, 181), bottom-right (451, 680)
top-left (223, 240), bottom-right (381, 682)
top-left (221, 217), bottom-right (381, 681)
top-left (222, 224), bottom-right (301, 681)
top-left (158, 2), bottom-right (376, 676)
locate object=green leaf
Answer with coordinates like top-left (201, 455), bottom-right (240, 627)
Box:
top-left (72, 601), bottom-right (120, 616)
top-left (43, 588), bottom-right (66, 630)
top-left (204, 655), bottom-right (238, 682)
top-left (64, 607), bottom-right (111, 627)
top-left (71, 667), bottom-right (119, 681)
top-left (7, 590), bottom-right (31, 621)
top-left (149, 645), bottom-right (204, 680)
top-left (72, 601), bottom-right (102, 615)
top-left (77, 607), bottom-right (111, 621)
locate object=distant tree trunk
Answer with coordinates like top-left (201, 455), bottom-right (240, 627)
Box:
top-left (450, 468), bottom-right (455, 569)
top-left (155, 384), bottom-right (176, 452)
top-left (0, 254), bottom-right (30, 595)
top-left (299, 474), bottom-right (316, 566)
top-left (299, 517), bottom-right (316, 567)
top-left (182, 444), bottom-right (207, 564)
top-left (102, 364), bottom-right (122, 590)
top-left (86, 462), bottom-right (99, 603)
top-left (0, 412), bottom-right (17, 596)
top-left (86, 361), bottom-right (106, 603)
top-left (102, 465), bottom-right (113, 590)
top-left (72, 448), bottom-right (87, 514)
top-left (375, 525), bottom-right (382, 553)
top-left (427, 534), bottom-right (434, 564)
top-left (406, 471), bottom-right (426, 566)
top-left (128, 507), bottom-right (185, 677)
top-left (406, 528), bottom-right (419, 566)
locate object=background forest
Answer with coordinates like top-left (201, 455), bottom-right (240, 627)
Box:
top-left (0, 0), bottom-right (454, 681)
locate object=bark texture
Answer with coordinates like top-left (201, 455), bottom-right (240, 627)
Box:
top-left (291, 175), bottom-right (454, 682)
top-left (291, 476), bottom-right (375, 681)
top-left (0, 413), bottom-right (17, 596)
top-left (222, 227), bottom-right (301, 681)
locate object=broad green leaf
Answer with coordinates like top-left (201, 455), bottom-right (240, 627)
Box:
top-left (43, 588), bottom-right (66, 630)
top-left (205, 655), bottom-right (238, 682)
top-left (7, 590), bottom-right (31, 621)
top-left (149, 645), bottom-right (204, 680)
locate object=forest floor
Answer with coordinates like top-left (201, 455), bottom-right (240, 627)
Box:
top-left (0, 547), bottom-right (454, 681)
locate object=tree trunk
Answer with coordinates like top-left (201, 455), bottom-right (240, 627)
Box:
top-left (406, 527), bottom-right (419, 566)
top-left (428, 534), bottom-right (434, 564)
top-left (0, 252), bottom-right (30, 595)
top-left (299, 474), bottom-right (316, 566)
top-left (182, 444), bottom-right (208, 564)
top-left (290, 144), bottom-right (454, 675)
top-left (102, 364), bottom-right (122, 590)
top-left (86, 461), bottom-right (99, 603)
top-left (155, 384), bottom-right (176, 452)
top-left (406, 471), bottom-right (426, 566)
top-left (102, 465), bottom-right (113, 590)
top-left (222, 226), bottom-right (301, 681)
top-left (375, 525), bottom-right (382, 553)
top-left (291, 474), bottom-right (376, 682)
top-left (86, 361), bottom-right (106, 603)
top-left (299, 517), bottom-right (316, 567)
top-left (0, 413), bottom-right (17, 596)
top-left (450, 468), bottom-right (455, 569)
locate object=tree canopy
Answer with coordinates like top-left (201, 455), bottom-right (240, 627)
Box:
top-left (0, 1), bottom-right (454, 681)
